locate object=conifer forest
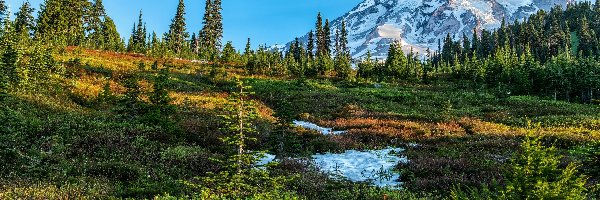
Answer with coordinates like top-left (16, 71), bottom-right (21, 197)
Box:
top-left (1, 0), bottom-right (600, 199)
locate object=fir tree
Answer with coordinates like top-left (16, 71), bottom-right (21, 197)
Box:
top-left (166, 0), bottom-right (189, 54)
top-left (13, 1), bottom-right (35, 38)
top-left (358, 50), bottom-right (374, 79)
top-left (307, 30), bottom-right (315, 59)
top-left (86, 0), bottom-right (106, 48)
top-left (190, 32), bottom-right (198, 53)
top-left (462, 33), bottom-right (471, 58)
top-left (340, 20), bottom-right (349, 55)
top-left (324, 19), bottom-right (331, 56)
top-left (0, 0), bottom-right (6, 20)
top-left (577, 17), bottom-right (597, 57)
top-left (334, 20), bottom-right (352, 80)
top-left (243, 38), bottom-right (252, 59)
top-left (315, 13), bottom-right (324, 57)
top-left (36, 0), bottom-right (89, 45)
top-left (128, 10), bottom-right (147, 53)
top-left (101, 16), bottom-right (122, 51)
top-left (385, 40), bottom-right (408, 80)
top-left (200, 0), bottom-right (223, 60)
top-left (221, 41), bottom-right (236, 63)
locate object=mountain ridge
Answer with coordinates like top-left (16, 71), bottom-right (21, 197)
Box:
top-left (276, 0), bottom-right (584, 59)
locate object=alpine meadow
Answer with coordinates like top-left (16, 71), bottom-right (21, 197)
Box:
top-left (2, 0), bottom-right (600, 199)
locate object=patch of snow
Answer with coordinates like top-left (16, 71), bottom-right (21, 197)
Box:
top-left (496, 0), bottom-right (533, 15)
top-left (293, 120), bottom-right (346, 135)
top-left (256, 153), bottom-right (276, 166)
top-left (377, 24), bottom-right (403, 41)
top-left (312, 148), bottom-right (407, 187)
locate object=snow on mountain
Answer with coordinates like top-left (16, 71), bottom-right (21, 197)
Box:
top-left (276, 0), bottom-right (584, 59)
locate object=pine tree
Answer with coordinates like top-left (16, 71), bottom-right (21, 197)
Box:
top-left (547, 20), bottom-right (567, 57)
top-left (211, 0), bottom-right (222, 49)
top-left (358, 50), bottom-right (373, 79)
top-left (324, 19), bottom-right (331, 56)
top-left (315, 13), bottom-right (324, 57)
top-left (334, 20), bottom-right (352, 80)
top-left (190, 32), bottom-right (198, 53)
top-left (128, 10), bottom-right (147, 53)
top-left (340, 20), bottom-right (349, 55)
top-left (199, 0), bottom-right (222, 60)
top-left (167, 0), bottom-right (189, 54)
top-left (462, 33), bottom-right (471, 58)
top-left (243, 38), bottom-right (252, 60)
top-left (86, 0), bottom-right (106, 48)
top-left (101, 16), bottom-right (122, 51)
top-left (36, 0), bottom-right (89, 45)
top-left (307, 30), bottom-right (315, 59)
top-left (221, 41), bottom-right (236, 63)
top-left (0, 0), bottom-right (8, 27)
top-left (577, 17), bottom-right (597, 57)
top-left (13, 1), bottom-right (35, 39)
top-left (334, 29), bottom-right (340, 56)
top-left (385, 40), bottom-right (408, 80)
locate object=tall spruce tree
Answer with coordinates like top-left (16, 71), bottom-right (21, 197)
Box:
top-left (200, 0), bottom-right (223, 60)
top-left (307, 30), bottom-right (315, 59)
top-left (190, 32), bottom-right (198, 53)
top-left (128, 10), bottom-right (146, 53)
top-left (577, 17), bottom-right (597, 57)
top-left (87, 0), bottom-right (106, 48)
top-left (36, 0), bottom-right (89, 45)
top-left (324, 19), bottom-right (331, 56)
top-left (315, 13), bottom-right (324, 57)
top-left (13, 1), bottom-right (35, 38)
top-left (340, 20), bottom-right (349, 55)
top-left (101, 16), bottom-right (122, 51)
top-left (334, 20), bottom-right (351, 80)
top-left (167, 0), bottom-right (189, 54)
top-left (0, 0), bottom-right (8, 27)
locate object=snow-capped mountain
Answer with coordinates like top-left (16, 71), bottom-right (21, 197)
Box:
top-left (278, 0), bottom-right (582, 59)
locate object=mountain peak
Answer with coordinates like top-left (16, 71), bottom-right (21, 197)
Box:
top-left (280, 0), bottom-right (579, 59)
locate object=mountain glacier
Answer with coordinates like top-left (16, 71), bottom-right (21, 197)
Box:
top-left (279, 0), bottom-right (583, 59)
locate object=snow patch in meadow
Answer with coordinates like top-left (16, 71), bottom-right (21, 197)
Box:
top-left (293, 120), bottom-right (346, 135)
top-left (312, 148), bottom-right (407, 187)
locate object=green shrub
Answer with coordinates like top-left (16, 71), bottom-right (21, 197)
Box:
top-left (451, 136), bottom-right (588, 199)
top-left (500, 136), bottom-right (588, 199)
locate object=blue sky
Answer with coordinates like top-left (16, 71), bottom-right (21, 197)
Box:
top-left (5, 0), bottom-right (362, 49)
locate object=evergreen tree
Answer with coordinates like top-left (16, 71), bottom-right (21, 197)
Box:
top-left (166, 0), bottom-right (189, 54)
top-left (221, 41), bottom-right (236, 63)
top-left (36, 0), bottom-right (89, 45)
top-left (13, 1), bottom-right (35, 38)
top-left (243, 38), bottom-right (252, 62)
top-left (190, 32), bottom-right (198, 54)
top-left (87, 0), bottom-right (106, 48)
top-left (324, 19), bottom-right (331, 56)
top-left (385, 40), bottom-right (408, 80)
top-left (340, 20), bottom-right (349, 55)
top-left (146, 68), bottom-right (176, 128)
top-left (462, 33), bottom-right (471, 58)
top-left (200, 0), bottom-right (223, 60)
top-left (358, 50), bottom-right (374, 79)
top-left (128, 10), bottom-right (147, 53)
top-left (307, 30), bottom-right (314, 59)
top-left (101, 16), bottom-right (122, 51)
top-left (547, 20), bottom-right (567, 57)
top-left (0, 0), bottom-right (6, 21)
top-left (577, 17), bottom-right (597, 57)
top-left (315, 13), bottom-right (324, 57)
top-left (334, 20), bottom-right (352, 80)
